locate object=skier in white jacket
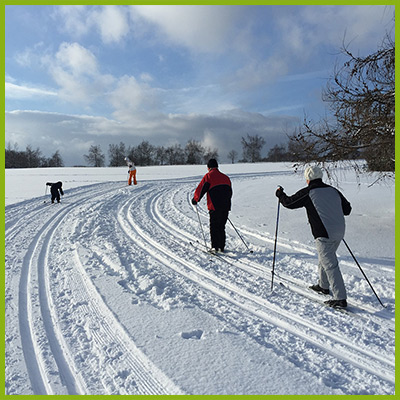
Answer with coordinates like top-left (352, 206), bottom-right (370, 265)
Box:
top-left (275, 165), bottom-right (352, 309)
top-left (125, 157), bottom-right (137, 185)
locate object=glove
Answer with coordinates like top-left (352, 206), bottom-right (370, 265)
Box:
top-left (191, 198), bottom-right (197, 205)
top-left (275, 186), bottom-right (284, 198)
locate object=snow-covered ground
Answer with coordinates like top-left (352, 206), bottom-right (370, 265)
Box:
top-left (5, 163), bottom-right (395, 395)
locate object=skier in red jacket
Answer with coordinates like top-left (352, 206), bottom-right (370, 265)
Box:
top-left (192, 159), bottom-right (232, 253)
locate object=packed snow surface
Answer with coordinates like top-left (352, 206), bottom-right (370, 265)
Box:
top-left (5, 163), bottom-right (395, 395)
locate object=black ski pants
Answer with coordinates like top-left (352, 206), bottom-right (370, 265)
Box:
top-left (51, 188), bottom-right (61, 203)
top-left (209, 209), bottom-right (229, 251)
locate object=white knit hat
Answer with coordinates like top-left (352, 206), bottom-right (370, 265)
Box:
top-left (304, 165), bottom-right (323, 181)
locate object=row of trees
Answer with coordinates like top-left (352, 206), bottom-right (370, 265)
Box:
top-left (5, 144), bottom-right (64, 168)
top-left (84, 136), bottom-right (282, 167)
top-left (84, 139), bottom-right (220, 168)
top-left (6, 134), bottom-right (297, 169)
top-left (227, 135), bottom-right (297, 164)
top-left (109, 139), bottom-right (219, 167)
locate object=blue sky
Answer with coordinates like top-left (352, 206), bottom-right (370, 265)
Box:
top-left (5, 5), bottom-right (395, 166)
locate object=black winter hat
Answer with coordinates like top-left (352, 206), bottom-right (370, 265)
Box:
top-left (207, 158), bottom-right (218, 169)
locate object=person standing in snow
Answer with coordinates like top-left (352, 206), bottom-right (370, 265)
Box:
top-left (125, 157), bottom-right (137, 185)
top-left (46, 181), bottom-right (64, 203)
top-left (275, 165), bottom-right (352, 308)
top-left (192, 159), bottom-right (232, 253)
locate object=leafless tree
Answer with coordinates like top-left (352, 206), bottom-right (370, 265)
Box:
top-left (84, 145), bottom-right (105, 167)
top-left (203, 146), bottom-right (219, 163)
top-left (47, 150), bottom-right (64, 167)
top-left (129, 140), bottom-right (155, 166)
top-left (165, 144), bottom-right (185, 165)
top-left (108, 142), bottom-right (127, 167)
top-left (241, 134), bottom-right (265, 163)
top-left (185, 140), bottom-right (205, 164)
top-left (289, 30), bottom-right (395, 180)
top-left (227, 150), bottom-right (238, 164)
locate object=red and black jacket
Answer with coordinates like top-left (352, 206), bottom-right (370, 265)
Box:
top-left (193, 168), bottom-right (232, 211)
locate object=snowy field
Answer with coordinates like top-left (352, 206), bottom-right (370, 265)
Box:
top-left (4, 163), bottom-right (395, 395)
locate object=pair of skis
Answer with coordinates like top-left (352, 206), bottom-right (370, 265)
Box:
top-left (190, 239), bottom-right (382, 317)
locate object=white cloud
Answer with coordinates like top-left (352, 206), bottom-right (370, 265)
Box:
top-left (276, 5), bottom-right (394, 58)
top-left (14, 42), bottom-right (45, 67)
top-left (55, 42), bottom-right (98, 76)
top-left (54, 5), bottom-right (91, 38)
top-left (226, 5), bottom-right (394, 95)
top-left (5, 82), bottom-right (57, 99)
top-left (161, 83), bottom-right (236, 115)
top-left (140, 73), bottom-right (153, 83)
top-left (231, 57), bottom-right (289, 91)
top-left (55, 5), bottom-right (130, 44)
top-left (42, 41), bottom-right (160, 113)
top-left (201, 129), bottom-right (219, 150)
top-left (89, 6), bottom-right (130, 44)
top-left (109, 75), bottom-right (160, 121)
top-left (131, 5), bottom-right (241, 53)
top-left (45, 42), bottom-right (114, 105)
top-left (5, 110), bottom-right (122, 164)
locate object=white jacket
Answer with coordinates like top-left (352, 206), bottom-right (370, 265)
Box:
top-left (125, 158), bottom-right (136, 171)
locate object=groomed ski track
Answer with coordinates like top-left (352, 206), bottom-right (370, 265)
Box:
top-left (5, 175), bottom-right (395, 395)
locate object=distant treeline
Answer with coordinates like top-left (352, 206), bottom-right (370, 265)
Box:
top-left (5, 144), bottom-right (64, 168)
top-left (6, 135), bottom-right (298, 168)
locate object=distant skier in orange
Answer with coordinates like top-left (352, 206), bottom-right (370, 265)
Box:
top-left (125, 157), bottom-right (137, 185)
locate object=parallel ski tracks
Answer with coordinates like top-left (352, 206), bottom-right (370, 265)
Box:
top-left (163, 181), bottom-right (394, 318)
top-left (6, 179), bottom-right (395, 394)
top-left (7, 185), bottom-right (113, 394)
top-left (71, 248), bottom-right (184, 395)
top-left (6, 183), bottom-right (183, 395)
top-left (117, 184), bottom-right (395, 387)
top-left (16, 203), bottom-right (83, 395)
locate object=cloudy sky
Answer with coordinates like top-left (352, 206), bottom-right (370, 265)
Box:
top-left (5, 5), bottom-right (394, 166)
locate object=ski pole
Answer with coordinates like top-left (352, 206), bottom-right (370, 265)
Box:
top-left (227, 218), bottom-right (253, 253)
top-left (271, 197), bottom-right (281, 291)
top-left (194, 204), bottom-right (208, 251)
top-left (342, 239), bottom-right (386, 308)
